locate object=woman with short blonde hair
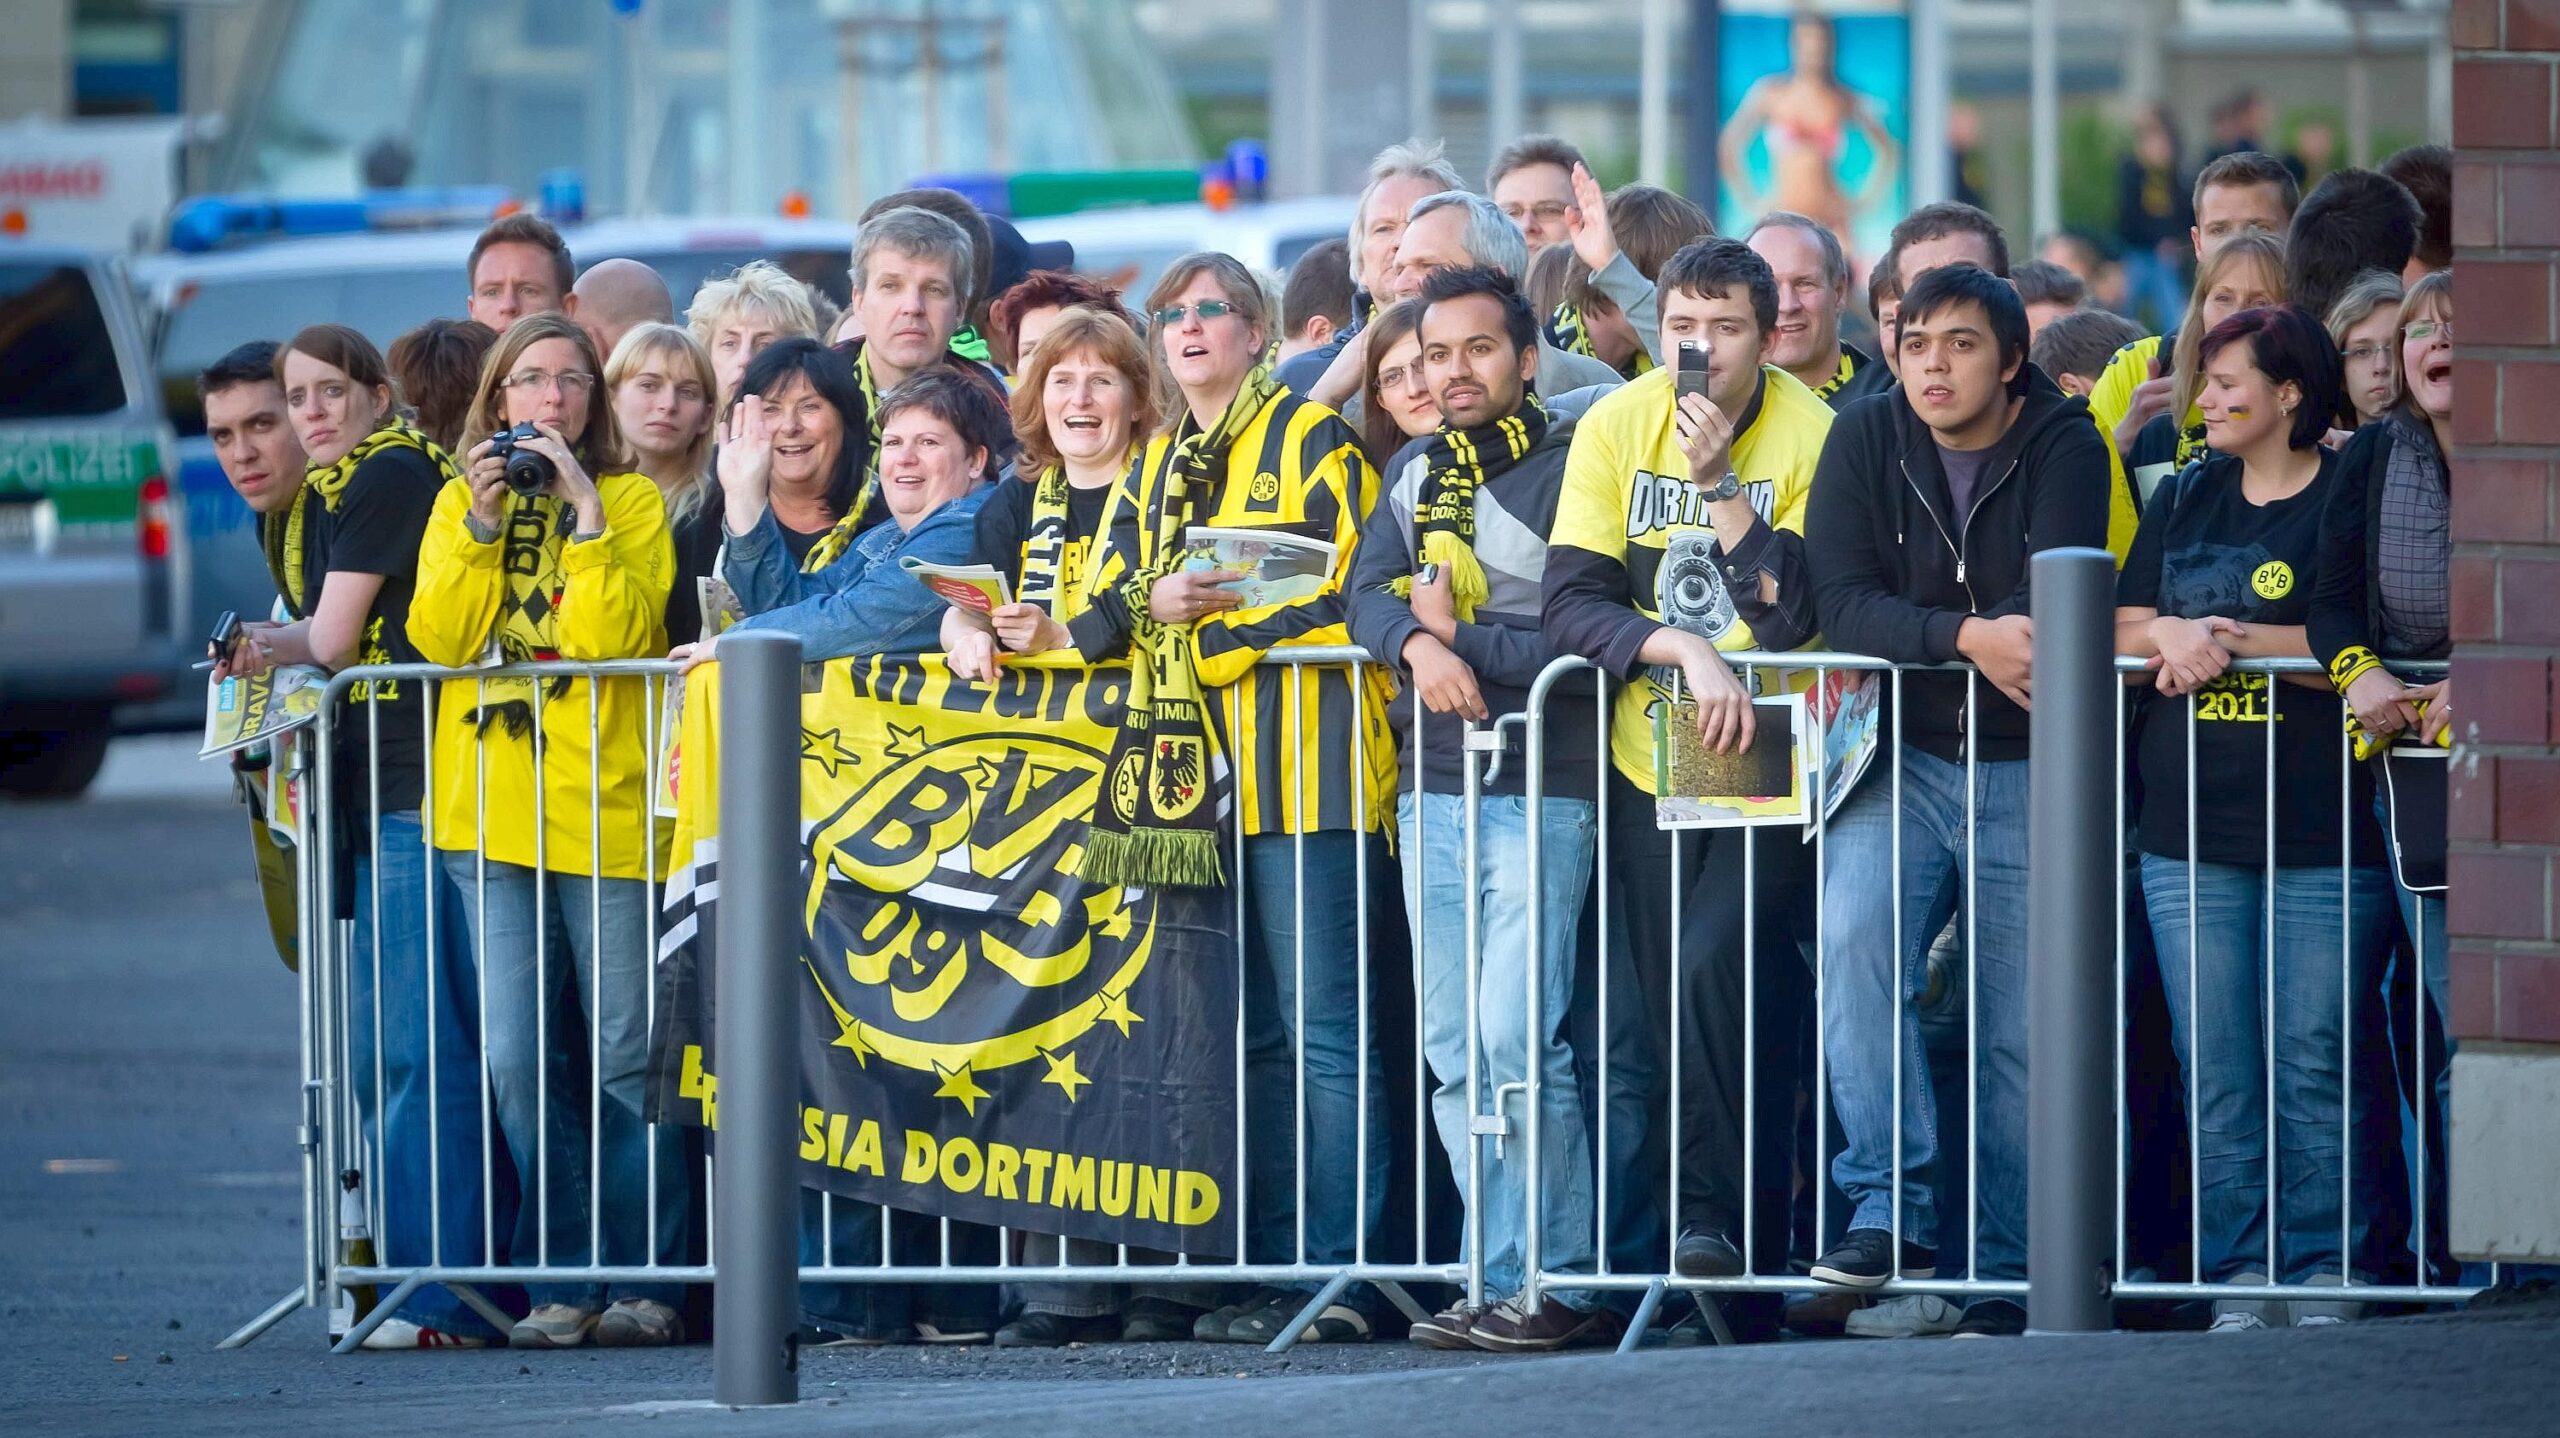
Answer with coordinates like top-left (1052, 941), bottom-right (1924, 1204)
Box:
top-left (685, 258), bottom-right (821, 403)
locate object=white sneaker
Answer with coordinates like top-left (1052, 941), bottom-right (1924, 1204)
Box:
top-left (509, 1303), bottom-right (600, 1349)
top-left (1843, 1293), bottom-right (1965, 1338)
top-left (360, 1317), bottom-right (489, 1350)
top-left (2294, 1313), bottom-right (2347, 1327)
top-left (2206, 1310), bottom-right (2268, 1333)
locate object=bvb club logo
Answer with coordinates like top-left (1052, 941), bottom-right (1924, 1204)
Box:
top-left (2252, 560), bottom-right (2294, 600)
top-left (1248, 470), bottom-right (1281, 503)
top-left (806, 720), bottom-right (1156, 1095)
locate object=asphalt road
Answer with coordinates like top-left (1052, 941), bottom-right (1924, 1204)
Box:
top-left (3, 737), bottom-right (2555, 1435)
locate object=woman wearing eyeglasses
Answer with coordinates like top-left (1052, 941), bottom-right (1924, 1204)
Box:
top-left (1107, 252), bottom-right (1397, 1346)
top-left (408, 311), bottom-right (685, 1350)
top-left (2324, 270), bottom-right (2405, 431)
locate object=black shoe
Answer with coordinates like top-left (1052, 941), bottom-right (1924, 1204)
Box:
top-left (1951, 1299), bottom-right (2026, 1338)
top-left (1673, 1226), bottom-right (1744, 1279)
top-left (1809, 1227), bottom-right (1936, 1289)
top-left (1194, 1286), bottom-right (1295, 1342)
top-left (1228, 1297), bottom-right (1370, 1346)
top-left (993, 1310), bottom-right (1119, 1348)
top-left (1119, 1296), bottom-right (1197, 1343)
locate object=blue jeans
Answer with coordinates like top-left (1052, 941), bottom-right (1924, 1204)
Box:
top-left (2142, 855), bottom-right (2393, 1284)
top-left (437, 854), bottom-right (687, 1309)
top-left (1240, 831), bottom-right (1392, 1288)
top-left (1821, 748), bottom-right (2030, 1281)
top-left (1399, 791), bottom-right (1599, 1302)
top-left (798, 1190), bottom-right (997, 1338)
top-left (347, 812), bottom-right (499, 1337)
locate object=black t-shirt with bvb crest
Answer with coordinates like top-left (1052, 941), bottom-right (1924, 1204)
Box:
top-left (2117, 449), bottom-right (2377, 867)
top-left (306, 443), bottom-right (440, 820)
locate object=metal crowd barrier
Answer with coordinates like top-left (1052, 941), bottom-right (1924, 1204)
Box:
top-left (221, 646), bottom-right (2479, 1354)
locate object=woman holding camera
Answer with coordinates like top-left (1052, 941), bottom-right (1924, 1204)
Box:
top-left (408, 312), bottom-right (684, 1350)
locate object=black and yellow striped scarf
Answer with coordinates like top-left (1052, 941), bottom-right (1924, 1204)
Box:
top-left (1812, 347), bottom-right (1861, 404)
top-left (1016, 462), bottom-right (1123, 622)
top-left (1389, 396), bottom-right (1546, 621)
top-left (1080, 364), bottom-right (1275, 888)
top-left (1548, 300), bottom-right (1654, 380)
top-left (263, 418), bottom-right (459, 613)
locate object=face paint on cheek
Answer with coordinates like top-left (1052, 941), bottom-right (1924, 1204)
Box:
top-left (2224, 405), bottom-right (2251, 419)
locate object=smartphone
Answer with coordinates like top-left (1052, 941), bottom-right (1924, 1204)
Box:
top-left (1675, 339), bottom-right (1711, 400)
top-left (207, 609), bottom-right (241, 662)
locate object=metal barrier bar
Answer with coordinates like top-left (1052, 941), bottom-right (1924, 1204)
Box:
top-left (713, 631), bottom-right (802, 1405)
top-left (267, 644), bottom-right (2477, 1357)
top-left (2026, 548), bottom-right (2115, 1332)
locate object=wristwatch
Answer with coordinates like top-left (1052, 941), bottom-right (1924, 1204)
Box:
top-left (1703, 470), bottom-right (1742, 501)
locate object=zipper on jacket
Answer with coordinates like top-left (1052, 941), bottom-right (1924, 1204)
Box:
top-left (1899, 458), bottom-right (1977, 609)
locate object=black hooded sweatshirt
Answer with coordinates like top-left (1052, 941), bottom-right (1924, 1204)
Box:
top-left (1805, 364), bottom-right (2114, 763)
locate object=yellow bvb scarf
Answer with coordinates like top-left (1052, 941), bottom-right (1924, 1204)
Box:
top-left (1079, 366), bottom-right (1275, 888)
top-left (1389, 396), bottom-right (1546, 622)
top-left (1016, 463), bottom-right (1121, 622)
top-left (264, 417), bottom-right (462, 614)
top-left (470, 458), bottom-right (629, 738)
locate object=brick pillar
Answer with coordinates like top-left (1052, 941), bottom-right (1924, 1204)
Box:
top-left (2448, 0), bottom-right (2560, 1265)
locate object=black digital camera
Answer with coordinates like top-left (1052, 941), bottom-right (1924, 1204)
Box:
top-left (490, 422), bottom-right (557, 496)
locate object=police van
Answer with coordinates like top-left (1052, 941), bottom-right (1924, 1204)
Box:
top-left (0, 245), bottom-right (181, 796)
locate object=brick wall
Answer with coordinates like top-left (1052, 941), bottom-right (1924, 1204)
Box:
top-left (2448, 0), bottom-right (2560, 1046)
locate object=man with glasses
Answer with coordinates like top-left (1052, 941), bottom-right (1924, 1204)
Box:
top-left (1487, 135), bottom-right (1586, 256)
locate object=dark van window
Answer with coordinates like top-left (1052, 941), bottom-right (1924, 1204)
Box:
top-left (0, 265), bottom-right (127, 420)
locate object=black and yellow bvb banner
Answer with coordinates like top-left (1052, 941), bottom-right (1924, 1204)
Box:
top-left (648, 653), bottom-right (1237, 1256)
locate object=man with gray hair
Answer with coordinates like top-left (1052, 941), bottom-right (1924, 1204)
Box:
top-left (1745, 211), bottom-right (1885, 411)
top-left (829, 205), bottom-right (985, 493)
top-left (842, 204), bottom-right (977, 404)
top-left (1308, 190), bottom-right (1620, 412)
top-left (1274, 138), bottom-right (1464, 396)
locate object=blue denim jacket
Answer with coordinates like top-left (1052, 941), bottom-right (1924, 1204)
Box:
top-left (723, 484), bottom-right (990, 659)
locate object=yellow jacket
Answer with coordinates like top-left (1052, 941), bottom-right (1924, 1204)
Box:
top-left (407, 470), bottom-right (674, 879)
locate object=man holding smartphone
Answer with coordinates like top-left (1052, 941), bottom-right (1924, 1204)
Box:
top-left (1544, 237), bottom-right (1834, 1341)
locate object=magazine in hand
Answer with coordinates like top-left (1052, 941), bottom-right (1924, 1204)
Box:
top-left (1182, 525), bottom-right (1337, 608)
top-left (656, 576), bottom-right (746, 819)
top-left (1652, 692), bottom-right (1811, 829)
top-left (900, 556), bottom-right (1013, 615)
top-left (1804, 667), bottom-right (1881, 836)
top-left (200, 664), bottom-right (328, 759)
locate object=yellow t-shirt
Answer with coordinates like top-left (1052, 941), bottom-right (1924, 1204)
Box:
top-left (1547, 364), bottom-right (1833, 792)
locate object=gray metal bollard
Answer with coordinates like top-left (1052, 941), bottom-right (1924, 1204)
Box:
top-left (2027, 547), bottom-right (2115, 1334)
top-left (713, 631), bottom-right (802, 1405)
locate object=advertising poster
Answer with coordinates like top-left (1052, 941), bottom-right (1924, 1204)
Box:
top-left (1717, 1), bottom-right (1910, 278)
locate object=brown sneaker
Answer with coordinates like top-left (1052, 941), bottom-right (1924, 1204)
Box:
top-left (1407, 1302), bottom-right (1484, 1350)
top-left (1465, 1297), bottom-right (1601, 1353)
top-left (1785, 1287), bottom-right (1870, 1337)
